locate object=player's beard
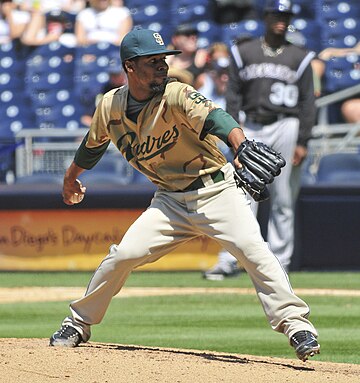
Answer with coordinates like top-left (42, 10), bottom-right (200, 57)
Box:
top-left (150, 77), bottom-right (169, 95)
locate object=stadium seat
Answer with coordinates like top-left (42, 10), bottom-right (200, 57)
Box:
top-left (0, 72), bottom-right (24, 91)
top-left (131, 22), bottom-right (174, 43)
top-left (79, 154), bottom-right (136, 185)
top-left (316, 153), bottom-right (360, 185)
top-left (26, 53), bottom-right (75, 75)
top-left (130, 4), bottom-right (169, 25)
top-left (195, 21), bottom-right (223, 48)
top-left (323, 54), bottom-right (360, 93)
top-left (34, 102), bottom-right (83, 130)
top-left (221, 20), bottom-right (264, 47)
top-left (291, 0), bottom-right (316, 19)
top-left (25, 43), bottom-right (76, 101)
top-left (29, 89), bottom-right (72, 107)
top-left (0, 98), bottom-right (36, 138)
top-left (74, 43), bottom-right (118, 109)
top-left (0, 55), bottom-right (24, 75)
top-left (320, 17), bottom-right (360, 49)
top-left (78, 172), bottom-right (134, 186)
top-left (133, 169), bottom-right (152, 185)
top-left (290, 18), bottom-right (322, 52)
top-left (0, 142), bottom-right (16, 183)
top-left (15, 173), bottom-right (64, 185)
top-left (126, 0), bottom-right (169, 8)
top-left (316, 1), bottom-right (360, 20)
top-left (26, 72), bottom-right (74, 93)
top-left (171, 0), bottom-right (212, 25)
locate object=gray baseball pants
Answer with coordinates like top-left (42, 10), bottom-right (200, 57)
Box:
top-left (62, 161), bottom-right (317, 342)
top-left (244, 117), bottom-right (300, 269)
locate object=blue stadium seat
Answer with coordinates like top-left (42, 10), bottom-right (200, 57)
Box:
top-left (316, 153), bottom-right (360, 185)
top-left (74, 43), bottom-right (119, 110)
top-left (25, 43), bottom-right (76, 99)
top-left (0, 42), bottom-right (15, 56)
top-left (126, 0), bottom-right (168, 7)
top-left (78, 172), bottom-right (134, 186)
top-left (130, 4), bottom-right (169, 25)
top-left (133, 169), bottom-right (152, 185)
top-left (15, 173), bottom-right (64, 185)
top-left (0, 89), bottom-right (17, 107)
top-left (221, 20), bottom-right (264, 47)
top-left (29, 89), bottom-right (72, 107)
top-left (0, 99), bottom-right (36, 138)
top-left (131, 22), bottom-right (174, 43)
top-left (316, 1), bottom-right (360, 20)
top-left (0, 72), bottom-right (24, 90)
top-left (320, 17), bottom-right (360, 49)
top-left (26, 71), bottom-right (74, 93)
top-left (290, 18), bottom-right (322, 52)
top-left (291, 0), bottom-right (316, 19)
top-left (171, 0), bottom-right (212, 25)
top-left (34, 102), bottom-right (83, 129)
top-left (324, 54), bottom-right (360, 93)
top-left (79, 155), bottom-right (136, 185)
top-left (0, 141), bottom-right (17, 183)
top-left (0, 55), bottom-right (24, 75)
top-left (0, 119), bottom-right (22, 139)
top-left (0, 91), bottom-right (35, 139)
top-left (91, 155), bottom-right (128, 173)
top-left (26, 48), bottom-right (75, 74)
top-left (195, 21), bottom-right (223, 48)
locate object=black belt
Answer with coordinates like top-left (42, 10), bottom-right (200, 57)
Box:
top-left (247, 114), bottom-right (289, 125)
top-left (182, 169), bottom-right (224, 192)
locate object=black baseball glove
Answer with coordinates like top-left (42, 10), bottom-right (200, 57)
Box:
top-left (234, 139), bottom-right (286, 202)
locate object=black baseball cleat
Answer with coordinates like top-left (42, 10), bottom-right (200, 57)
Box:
top-left (290, 331), bottom-right (320, 361)
top-left (49, 325), bottom-right (83, 347)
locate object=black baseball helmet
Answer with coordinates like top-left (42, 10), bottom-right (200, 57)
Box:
top-left (264, 0), bottom-right (294, 14)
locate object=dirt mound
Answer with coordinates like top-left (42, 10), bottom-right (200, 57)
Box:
top-left (0, 338), bottom-right (359, 383)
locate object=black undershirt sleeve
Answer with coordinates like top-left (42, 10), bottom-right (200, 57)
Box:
top-left (74, 132), bottom-right (111, 169)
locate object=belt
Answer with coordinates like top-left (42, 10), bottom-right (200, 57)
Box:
top-left (247, 114), bottom-right (289, 125)
top-left (182, 169), bottom-right (225, 192)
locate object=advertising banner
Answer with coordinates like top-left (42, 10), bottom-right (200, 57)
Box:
top-left (0, 210), bottom-right (220, 271)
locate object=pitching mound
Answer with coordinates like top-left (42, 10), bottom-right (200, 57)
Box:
top-left (0, 338), bottom-right (359, 383)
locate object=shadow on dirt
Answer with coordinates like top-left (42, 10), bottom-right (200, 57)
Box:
top-left (87, 343), bottom-right (314, 372)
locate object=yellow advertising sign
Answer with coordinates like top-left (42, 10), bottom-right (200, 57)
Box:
top-left (0, 210), bottom-right (219, 271)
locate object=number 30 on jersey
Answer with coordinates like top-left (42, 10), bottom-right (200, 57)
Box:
top-left (269, 82), bottom-right (298, 108)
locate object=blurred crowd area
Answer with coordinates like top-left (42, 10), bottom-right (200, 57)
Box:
top-left (0, 0), bottom-right (359, 184)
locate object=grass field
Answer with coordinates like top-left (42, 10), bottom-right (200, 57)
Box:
top-left (1, 271), bottom-right (359, 364)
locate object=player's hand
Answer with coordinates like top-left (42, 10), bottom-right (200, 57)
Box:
top-left (293, 145), bottom-right (307, 166)
top-left (63, 178), bottom-right (86, 205)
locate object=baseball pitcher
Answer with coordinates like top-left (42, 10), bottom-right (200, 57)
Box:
top-left (49, 28), bottom-right (320, 361)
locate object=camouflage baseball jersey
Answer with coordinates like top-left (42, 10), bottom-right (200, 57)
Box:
top-left (82, 80), bottom-right (229, 191)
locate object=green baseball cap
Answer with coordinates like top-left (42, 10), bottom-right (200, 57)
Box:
top-left (120, 29), bottom-right (182, 62)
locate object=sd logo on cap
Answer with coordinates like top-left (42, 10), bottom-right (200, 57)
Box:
top-left (120, 29), bottom-right (182, 62)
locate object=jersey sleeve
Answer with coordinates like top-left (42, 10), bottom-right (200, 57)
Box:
top-left (73, 93), bottom-right (112, 169)
top-left (225, 43), bottom-right (246, 122)
top-left (297, 57), bottom-right (317, 147)
top-left (166, 82), bottom-right (219, 135)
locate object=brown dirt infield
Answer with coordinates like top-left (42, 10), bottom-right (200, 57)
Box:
top-left (1, 287), bottom-right (359, 383)
top-left (1, 338), bottom-right (359, 383)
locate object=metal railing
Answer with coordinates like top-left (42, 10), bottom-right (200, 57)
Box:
top-left (304, 84), bottom-right (360, 179)
top-left (15, 128), bottom-right (88, 177)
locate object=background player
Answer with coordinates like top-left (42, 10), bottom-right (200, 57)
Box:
top-left (49, 28), bottom-right (320, 361)
top-left (204, 0), bottom-right (316, 279)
